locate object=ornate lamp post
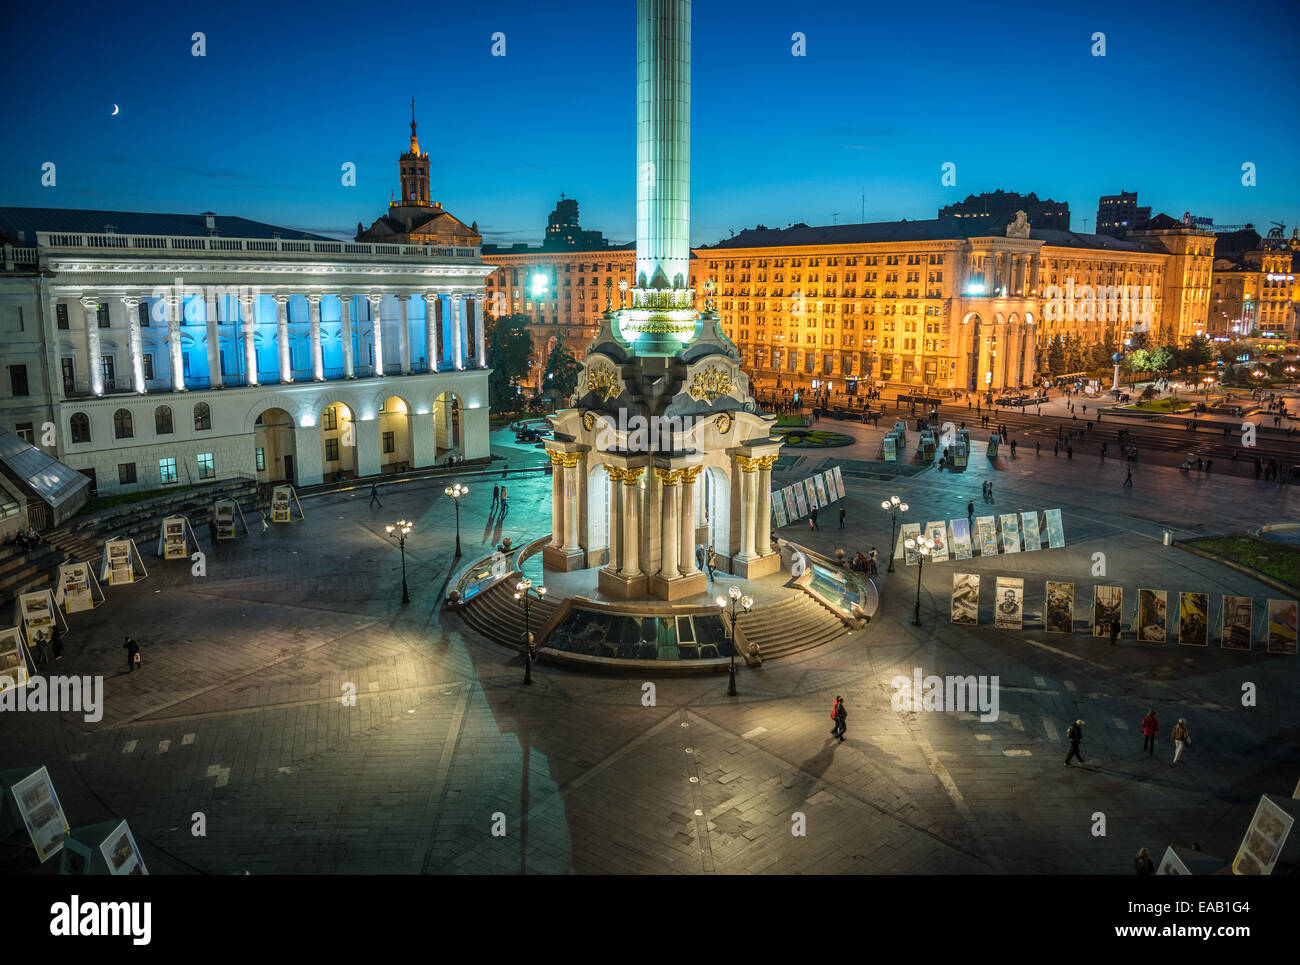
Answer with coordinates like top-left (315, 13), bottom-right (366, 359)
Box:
top-left (904, 533), bottom-right (935, 626)
top-left (385, 519), bottom-right (413, 605)
top-left (880, 495), bottom-right (908, 573)
top-left (514, 577), bottom-right (547, 685)
top-left (716, 584), bottom-right (753, 697)
top-left (1201, 375), bottom-right (1215, 399)
top-left (444, 482), bottom-right (468, 557)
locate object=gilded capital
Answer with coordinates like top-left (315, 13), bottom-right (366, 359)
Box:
top-left (736, 455), bottom-right (760, 473)
top-left (654, 467), bottom-right (682, 486)
top-left (621, 466), bottom-right (644, 486)
top-left (680, 466), bottom-right (703, 484)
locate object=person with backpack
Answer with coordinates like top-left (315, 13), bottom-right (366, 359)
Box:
top-left (123, 635), bottom-right (141, 673)
top-left (1140, 710), bottom-right (1159, 755)
top-left (1064, 719), bottom-right (1086, 766)
top-left (1171, 718), bottom-right (1190, 765)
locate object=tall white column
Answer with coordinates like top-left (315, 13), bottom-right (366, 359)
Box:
top-left (367, 294), bottom-right (385, 375)
top-left (274, 294), bottom-right (292, 383)
top-left (660, 471), bottom-right (680, 579)
top-left (621, 471), bottom-right (641, 577)
top-left (397, 293), bottom-right (411, 375)
top-left (424, 294), bottom-right (440, 373)
top-left (308, 294), bottom-right (324, 381)
top-left (562, 462), bottom-right (580, 551)
top-left (474, 295), bottom-right (486, 367)
top-left (339, 293), bottom-right (355, 379)
top-left (80, 297), bottom-right (103, 396)
top-left (756, 458), bottom-right (772, 556)
top-left (203, 292), bottom-right (222, 388)
top-left (166, 295), bottom-right (186, 391)
top-left (549, 454), bottom-right (564, 547)
top-left (121, 295), bottom-right (146, 394)
top-left (242, 295), bottom-right (259, 386)
top-left (607, 469), bottom-right (622, 571)
top-left (451, 294), bottom-right (464, 370)
top-left (679, 467), bottom-right (698, 574)
top-left (738, 459), bottom-right (756, 558)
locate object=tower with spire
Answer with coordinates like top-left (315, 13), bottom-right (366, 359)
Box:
top-left (396, 96), bottom-right (431, 208)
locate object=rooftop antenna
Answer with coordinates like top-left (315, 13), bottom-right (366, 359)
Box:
top-left (861, 191), bottom-right (865, 223)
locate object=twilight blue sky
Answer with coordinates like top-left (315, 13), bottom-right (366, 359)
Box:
top-left (2, 0), bottom-right (1297, 246)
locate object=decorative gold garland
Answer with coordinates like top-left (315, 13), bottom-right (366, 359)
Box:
top-left (688, 366), bottom-right (734, 403)
top-left (583, 364), bottom-right (621, 402)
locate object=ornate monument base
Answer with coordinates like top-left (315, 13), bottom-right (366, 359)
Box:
top-left (732, 552), bottom-right (782, 580)
top-left (598, 567), bottom-right (649, 600)
top-left (649, 570), bottom-right (707, 601)
top-left (543, 544), bottom-right (586, 572)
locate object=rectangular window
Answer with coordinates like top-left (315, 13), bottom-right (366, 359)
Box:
top-left (56, 304), bottom-right (69, 330)
top-left (255, 448), bottom-right (266, 472)
top-left (322, 408), bottom-right (337, 431)
top-left (139, 301), bottom-right (150, 328)
top-left (182, 353), bottom-right (191, 378)
top-left (97, 304), bottom-right (110, 329)
top-left (61, 358), bottom-right (75, 394)
top-left (325, 438), bottom-right (339, 462)
top-left (382, 431), bottom-right (395, 454)
top-left (15, 422), bottom-right (33, 443)
top-left (159, 457), bottom-right (178, 485)
top-left (197, 452), bottom-right (215, 479)
top-left (118, 463), bottom-right (137, 485)
top-left (8, 364), bottom-right (29, 397)
top-left (142, 354), bottom-right (155, 381)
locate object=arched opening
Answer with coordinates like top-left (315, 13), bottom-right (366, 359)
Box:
top-left (154, 405), bottom-right (173, 435)
top-left (253, 407), bottom-right (297, 484)
top-left (320, 402), bottom-right (357, 481)
top-left (703, 466), bottom-right (730, 568)
top-left (379, 396), bottom-right (413, 472)
top-left (433, 391), bottom-right (463, 462)
top-left (587, 462), bottom-right (610, 565)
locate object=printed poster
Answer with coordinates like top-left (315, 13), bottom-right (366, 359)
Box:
top-left (106, 539), bottom-right (134, 585)
top-left (19, 591), bottom-right (54, 631)
top-left (0, 627), bottom-right (30, 690)
top-left (924, 521), bottom-right (949, 563)
top-left (794, 485), bottom-right (808, 519)
top-left (10, 766), bottom-right (69, 863)
top-left (994, 577), bottom-right (1024, 630)
top-left (951, 573), bottom-right (979, 626)
top-left (803, 478), bottom-right (819, 511)
top-left (949, 519), bottom-right (973, 561)
top-left (1221, 596), bottom-right (1253, 651)
top-left (1266, 599), bottom-right (1298, 654)
top-left (771, 492), bottom-right (788, 529)
top-left (1044, 581), bottom-right (1074, 634)
top-left (1092, 586), bottom-right (1123, 637)
top-left (974, 516), bottom-right (999, 557)
top-left (1020, 511), bottom-right (1042, 551)
top-left (1136, 589), bottom-right (1167, 643)
top-left (1232, 795), bottom-right (1295, 875)
top-left (99, 819), bottom-right (148, 876)
top-left (215, 500), bottom-right (236, 539)
top-left (162, 516), bottom-right (187, 559)
top-left (813, 474), bottom-right (830, 507)
top-left (1178, 592), bottom-right (1210, 647)
top-left (271, 486), bottom-right (293, 523)
top-left (831, 466), bottom-right (845, 499)
top-left (782, 486), bottom-right (798, 522)
top-left (896, 522), bottom-right (922, 565)
top-left (59, 563), bottom-right (93, 613)
top-left (999, 514), bottom-right (1021, 553)
top-left (1044, 508), bottom-right (1065, 549)
top-left (883, 435), bottom-right (897, 462)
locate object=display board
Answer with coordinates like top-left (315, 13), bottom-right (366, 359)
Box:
top-left (1178, 592), bottom-right (1210, 647)
top-left (953, 441), bottom-right (968, 468)
top-left (1232, 795), bottom-right (1295, 875)
top-left (793, 485), bottom-right (808, 518)
top-left (5, 766), bottom-right (69, 863)
top-left (1044, 508), bottom-right (1066, 549)
top-left (1020, 511), bottom-right (1042, 551)
top-left (771, 492), bottom-right (789, 529)
top-left (0, 627), bottom-right (30, 690)
top-left (949, 519), bottom-right (973, 560)
top-left (896, 522), bottom-right (922, 564)
top-left (1045, 581), bottom-right (1074, 633)
top-left (998, 513), bottom-right (1021, 553)
top-left (802, 478), bottom-right (819, 512)
top-left (60, 818), bottom-right (148, 876)
top-left (974, 516), bottom-right (998, 557)
top-left (270, 485), bottom-right (303, 523)
top-left (951, 574), bottom-right (979, 625)
top-left (1136, 589), bottom-right (1167, 643)
top-left (1092, 586), bottom-right (1124, 637)
top-left (102, 538), bottom-right (135, 585)
top-left (831, 466), bottom-right (845, 499)
top-left (160, 515), bottom-right (187, 559)
top-left (994, 577), bottom-right (1024, 629)
top-left (782, 487), bottom-right (798, 522)
top-left (883, 435), bottom-right (897, 462)
top-left (215, 500), bottom-right (236, 538)
top-left (1267, 599), bottom-right (1298, 654)
top-left (99, 818), bottom-right (148, 875)
top-left (19, 590), bottom-right (57, 635)
top-left (1221, 596), bottom-right (1253, 651)
top-left (986, 434), bottom-right (999, 458)
top-left (923, 521), bottom-right (949, 562)
top-left (57, 562), bottom-right (98, 614)
top-left (814, 475), bottom-right (830, 507)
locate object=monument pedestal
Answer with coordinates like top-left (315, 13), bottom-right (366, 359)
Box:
top-left (543, 545), bottom-right (586, 572)
top-left (650, 571), bottom-right (707, 601)
top-left (732, 551), bottom-right (782, 580)
top-left (599, 567), bottom-right (650, 599)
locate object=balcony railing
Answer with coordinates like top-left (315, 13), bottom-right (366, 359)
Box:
top-left (57, 363), bottom-right (470, 400)
top-left (35, 231), bottom-right (480, 262)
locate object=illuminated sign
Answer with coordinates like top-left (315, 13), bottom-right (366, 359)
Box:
top-left (1267, 273), bottom-right (1295, 282)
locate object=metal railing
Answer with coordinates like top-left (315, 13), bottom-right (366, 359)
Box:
top-left (36, 231), bottom-right (480, 261)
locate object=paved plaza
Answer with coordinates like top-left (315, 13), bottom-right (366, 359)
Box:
top-left (4, 424), bottom-right (1299, 874)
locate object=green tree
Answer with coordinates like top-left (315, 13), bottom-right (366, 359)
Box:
top-left (485, 313), bottom-right (534, 413)
top-left (543, 339), bottom-right (581, 398)
top-left (1184, 335), bottom-right (1212, 371)
top-left (1126, 348), bottom-right (1151, 380)
top-left (1149, 345), bottom-right (1175, 375)
top-left (1047, 334), bottom-right (1066, 375)
top-left (1215, 340), bottom-right (1240, 366)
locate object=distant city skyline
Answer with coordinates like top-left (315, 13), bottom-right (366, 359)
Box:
top-left (2, 0), bottom-right (1297, 245)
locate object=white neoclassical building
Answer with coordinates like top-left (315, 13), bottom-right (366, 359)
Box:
top-left (0, 209), bottom-right (492, 496)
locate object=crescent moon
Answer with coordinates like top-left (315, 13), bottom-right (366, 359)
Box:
top-left (111, 104), bottom-right (119, 116)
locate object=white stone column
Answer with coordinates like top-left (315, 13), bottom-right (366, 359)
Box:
top-left (738, 459), bottom-right (756, 558)
top-left (80, 297), bottom-right (104, 396)
top-left (121, 295), bottom-right (146, 394)
top-left (274, 294), bottom-right (292, 383)
top-left (397, 293), bottom-right (411, 374)
top-left (367, 294), bottom-right (385, 375)
top-left (166, 295), bottom-right (186, 391)
top-left (621, 471), bottom-right (641, 577)
top-left (451, 295), bottom-right (464, 370)
top-left (607, 469), bottom-right (622, 571)
top-left (549, 456), bottom-right (564, 547)
top-left (757, 458), bottom-right (772, 555)
top-left (1022, 323), bottom-right (1036, 385)
top-left (339, 293), bottom-right (355, 379)
top-left (679, 468), bottom-right (698, 574)
top-left (242, 295), bottom-right (259, 386)
top-left (474, 295), bottom-right (486, 367)
top-left (308, 294), bottom-right (324, 381)
top-left (203, 292), bottom-right (222, 388)
top-left (424, 294), bottom-right (440, 373)
top-left (660, 471), bottom-right (680, 579)
top-left (562, 462), bottom-right (580, 551)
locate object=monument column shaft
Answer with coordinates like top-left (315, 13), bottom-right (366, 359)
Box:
top-left (757, 464), bottom-right (772, 554)
top-left (550, 465), bottom-right (563, 547)
top-left (242, 296), bottom-right (258, 385)
top-left (738, 464), bottom-right (755, 558)
top-left (622, 480), bottom-right (641, 577)
top-left (563, 464), bottom-right (580, 551)
top-left (661, 478), bottom-right (679, 579)
top-left (340, 295), bottom-right (355, 378)
top-left (679, 476), bottom-right (697, 574)
top-left (608, 472), bottom-right (622, 570)
top-left (635, 0), bottom-right (691, 291)
top-left (309, 295), bottom-right (324, 381)
top-left (274, 295), bottom-right (291, 383)
top-left (397, 294), bottom-right (411, 375)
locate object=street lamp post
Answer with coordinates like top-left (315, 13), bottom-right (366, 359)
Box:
top-left (385, 519), bottom-right (413, 605)
top-left (880, 495), bottom-right (908, 573)
top-left (904, 533), bottom-right (935, 626)
top-left (514, 577), bottom-right (547, 685)
top-left (444, 482), bottom-right (468, 557)
top-left (716, 584), bottom-right (753, 697)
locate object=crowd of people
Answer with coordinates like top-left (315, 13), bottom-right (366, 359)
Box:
top-left (10, 527), bottom-right (41, 552)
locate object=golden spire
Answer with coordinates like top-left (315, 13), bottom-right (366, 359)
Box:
top-left (409, 96), bottom-right (420, 155)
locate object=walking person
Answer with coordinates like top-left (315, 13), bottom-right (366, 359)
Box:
top-left (1141, 710), bottom-right (1159, 755)
top-left (695, 543), bottom-right (705, 573)
top-left (1110, 617), bottom-right (1121, 645)
top-left (830, 695), bottom-right (841, 737)
top-left (33, 630), bottom-right (51, 665)
top-left (499, 485), bottom-right (509, 516)
top-left (492, 483), bottom-right (500, 512)
top-left (867, 546), bottom-right (878, 576)
top-left (966, 500), bottom-right (974, 526)
top-left (706, 545), bottom-right (716, 582)
top-left (123, 635), bottom-right (141, 673)
top-left (369, 481), bottom-right (382, 510)
top-left (1135, 848), bottom-right (1156, 875)
top-left (833, 697), bottom-right (847, 742)
top-left (1123, 467), bottom-right (1133, 488)
top-left (838, 506), bottom-right (846, 530)
top-left (987, 481), bottom-right (994, 504)
top-left (1171, 718), bottom-right (1190, 766)
top-left (51, 625), bottom-right (64, 661)
top-left (810, 507), bottom-right (819, 530)
top-left (1064, 719), bottom-right (1086, 766)
top-left (260, 510), bottom-right (269, 535)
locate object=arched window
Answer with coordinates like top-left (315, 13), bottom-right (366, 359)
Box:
top-left (113, 409), bottom-right (133, 439)
top-left (193, 402), bottom-right (212, 431)
top-left (70, 412), bottom-right (91, 444)
top-left (154, 405), bottom-right (173, 435)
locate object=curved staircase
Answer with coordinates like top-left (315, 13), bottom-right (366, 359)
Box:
top-left (459, 580), bottom-right (560, 652)
top-left (737, 592), bottom-right (852, 661)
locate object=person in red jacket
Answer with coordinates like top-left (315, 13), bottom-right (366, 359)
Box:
top-left (1140, 710), bottom-right (1159, 755)
top-left (830, 696), bottom-right (840, 737)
